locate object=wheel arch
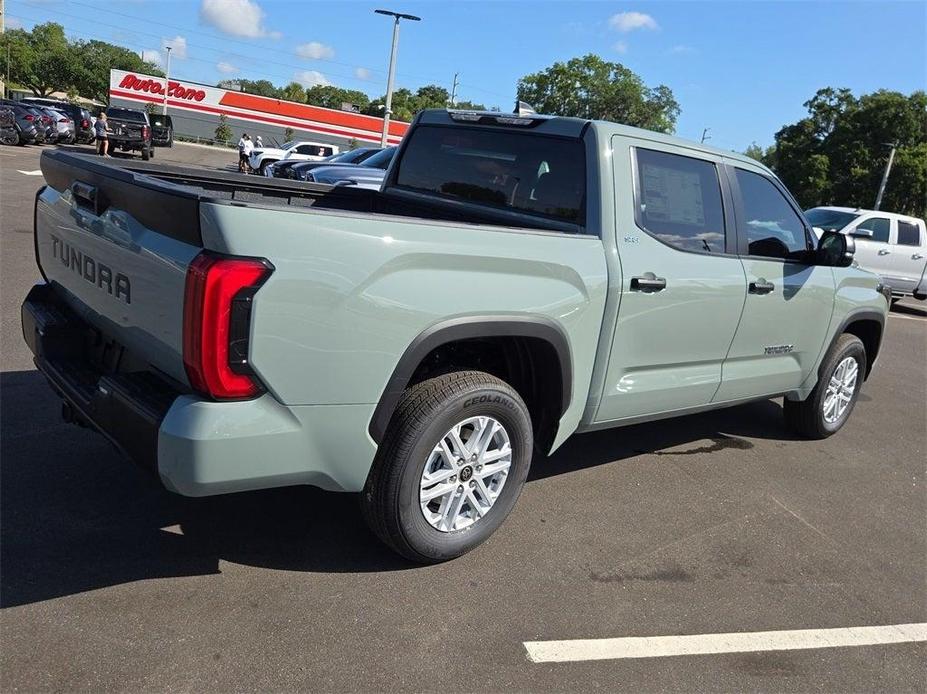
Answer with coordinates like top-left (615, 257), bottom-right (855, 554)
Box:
top-left (368, 316), bottom-right (573, 448)
top-left (830, 309), bottom-right (885, 379)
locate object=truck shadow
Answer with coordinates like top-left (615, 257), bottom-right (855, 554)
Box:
top-left (2, 368), bottom-right (794, 607)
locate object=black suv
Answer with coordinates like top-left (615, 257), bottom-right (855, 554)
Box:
top-left (150, 114), bottom-right (173, 147)
top-left (19, 98), bottom-right (93, 144)
top-left (105, 107), bottom-right (153, 160)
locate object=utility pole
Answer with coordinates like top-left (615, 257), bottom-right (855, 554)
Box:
top-left (162, 44), bottom-right (173, 115)
top-left (873, 142), bottom-right (897, 211)
top-left (700, 127), bottom-right (711, 144)
top-left (1, 0), bottom-right (6, 100)
top-left (450, 72), bottom-right (459, 107)
top-left (374, 9), bottom-right (421, 147)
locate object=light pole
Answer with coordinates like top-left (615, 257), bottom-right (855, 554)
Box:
top-left (700, 128), bottom-right (711, 144)
top-left (374, 9), bottom-right (420, 147)
top-left (874, 142), bottom-right (897, 211)
top-left (162, 44), bottom-right (173, 115)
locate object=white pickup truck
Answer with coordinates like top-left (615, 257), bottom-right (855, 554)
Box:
top-left (248, 140), bottom-right (339, 176)
top-left (807, 207), bottom-right (927, 301)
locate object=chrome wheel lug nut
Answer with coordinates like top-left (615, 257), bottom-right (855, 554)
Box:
top-left (457, 485), bottom-right (464, 493)
top-left (450, 475), bottom-right (457, 482)
top-left (469, 480), bottom-right (476, 488)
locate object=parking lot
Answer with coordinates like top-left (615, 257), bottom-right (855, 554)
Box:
top-left (1, 142), bottom-right (925, 691)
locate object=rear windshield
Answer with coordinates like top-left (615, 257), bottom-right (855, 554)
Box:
top-left (107, 108), bottom-right (147, 123)
top-left (394, 125), bottom-right (586, 225)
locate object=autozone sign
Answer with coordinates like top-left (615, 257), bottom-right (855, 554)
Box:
top-left (118, 73), bottom-right (206, 102)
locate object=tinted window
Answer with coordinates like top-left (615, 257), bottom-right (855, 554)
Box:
top-left (804, 208), bottom-right (860, 232)
top-left (735, 169), bottom-right (811, 260)
top-left (361, 147), bottom-right (396, 169)
top-left (856, 217), bottom-right (890, 243)
top-left (897, 220), bottom-right (921, 246)
top-left (395, 125), bottom-right (585, 225)
top-left (106, 108), bottom-right (147, 123)
top-left (635, 148), bottom-right (726, 253)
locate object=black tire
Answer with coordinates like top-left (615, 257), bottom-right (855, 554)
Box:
top-left (258, 161), bottom-right (273, 176)
top-left (362, 370), bottom-right (533, 563)
top-left (141, 146), bottom-right (150, 161)
top-left (784, 333), bottom-right (866, 439)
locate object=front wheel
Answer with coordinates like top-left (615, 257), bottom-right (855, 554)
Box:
top-left (362, 371), bottom-right (533, 563)
top-left (784, 333), bottom-right (866, 439)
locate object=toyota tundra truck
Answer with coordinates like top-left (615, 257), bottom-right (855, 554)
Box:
top-left (22, 108), bottom-right (889, 562)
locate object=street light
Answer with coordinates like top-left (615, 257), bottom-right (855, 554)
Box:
top-left (162, 44), bottom-right (173, 115)
top-left (374, 9), bottom-right (421, 147)
top-left (874, 141), bottom-right (897, 211)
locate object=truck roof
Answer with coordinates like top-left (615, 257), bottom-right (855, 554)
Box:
top-left (811, 205), bottom-right (925, 223)
top-left (420, 108), bottom-right (770, 173)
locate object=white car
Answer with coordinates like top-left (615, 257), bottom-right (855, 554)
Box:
top-left (807, 206), bottom-right (927, 301)
top-left (249, 140), bottom-right (339, 176)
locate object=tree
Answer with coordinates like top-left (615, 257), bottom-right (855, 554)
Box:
top-left (361, 85), bottom-right (477, 122)
top-left (227, 79), bottom-right (280, 98)
top-left (743, 142), bottom-right (776, 168)
top-left (305, 85), bottom-right (370, 111)
top-left (347, 138), bottom-right (360, 150)
top-left (215, 114), bottom-right (232, 144)
top-left (280, 81), bottom-right (306, 104)
top-left (283, 127), bottom-right (295, 141)
top-left (73, 39), bottom-right (162, 103)
top-left (516, 54), bottom-right (680, 133)
top-left (144, 101), bottom-right (159, 116)
top-left (771, 87), bottom-right (927, 217)
top-left (0, 23), bottom-right (75, 97)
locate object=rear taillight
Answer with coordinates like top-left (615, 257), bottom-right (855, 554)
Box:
top-left (142, 125), bottom-right (150, 138)
top-left (25, 115), bottom-right (34, 121)
top-left (182, 253), bottom-right (273, 400)
top-left (82, 119), bottom-right (89, 128)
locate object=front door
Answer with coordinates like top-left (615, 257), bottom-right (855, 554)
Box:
top-left (594, 139), bottom-right (747, 424)
top-left (714, 163), bottom-right (835, 402)
top-left (848, 214), bottom-right (894, 281)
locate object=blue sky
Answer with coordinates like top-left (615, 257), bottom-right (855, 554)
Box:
top-left (8, 0), bottom-right (926, 150)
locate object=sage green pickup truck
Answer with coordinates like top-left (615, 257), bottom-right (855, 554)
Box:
top-left (23, 108), bottom-right (889, 562)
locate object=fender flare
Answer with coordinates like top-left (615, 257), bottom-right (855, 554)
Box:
top-left (826, 308), bottom-right (886, 378)
top-left (368, 315), bottom-right (573, 443)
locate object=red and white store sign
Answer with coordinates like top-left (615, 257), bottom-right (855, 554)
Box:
top-left (108, 69), bottom-right (407, 145)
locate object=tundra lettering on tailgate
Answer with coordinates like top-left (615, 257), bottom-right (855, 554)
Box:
top-left (50, 234), bottom-right (131, 304)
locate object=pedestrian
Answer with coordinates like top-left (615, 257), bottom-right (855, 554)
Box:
top-left (94, 112), bottom-right (109, 157)
top-left (237, 133), bottom-right (253, 173)
top-left (255, 135), bottom-right (263, 148)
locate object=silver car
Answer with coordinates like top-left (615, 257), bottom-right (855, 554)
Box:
top-left (45, 108), bottom-right (75, 144)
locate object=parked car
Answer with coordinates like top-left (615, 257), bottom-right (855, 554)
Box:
top-left (19, 98), bottom-right (92, 144)
top-left (281, 147), bottom-right (383, 179)
top-left (301, 147), bottom-right (396, 189)
top-left (46, 107), bottom-right (75, 144)
top-left (150, 114), bottom-right (174, 147)
top-left (0, 106), bottom-right (19, 146)
top-left (807, 207), bottom-right (927, 301)
top-left (105, 107), bottom-right (153, 160)
top-left (0, 102), bottom-right (41, 144)
top-left (17, 105), bottom-right (46, 144)
top-left (249, 140), bottom-right (339, 176)
top-left (30, 106), bottom-right (56, 144)
top-left (24, 108), bottom-right (889, 563)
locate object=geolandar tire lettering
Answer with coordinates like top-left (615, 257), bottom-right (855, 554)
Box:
top-left (783, 333), bottom-right (867, 439)
top-left (361, 370), bottom-right (533, 563)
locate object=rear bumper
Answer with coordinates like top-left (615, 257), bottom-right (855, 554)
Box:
top-left (22, 283), bottom-right (379, 496)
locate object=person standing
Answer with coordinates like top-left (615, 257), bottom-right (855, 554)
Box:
top-left (94, 112), bottom-right (109, 156)
top-left (238, 133), bottom-right (253, 172)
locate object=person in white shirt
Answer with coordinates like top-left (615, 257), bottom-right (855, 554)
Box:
top-left (237, 133), bottom-right (253, 172)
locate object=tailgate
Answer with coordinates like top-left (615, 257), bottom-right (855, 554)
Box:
top-left (110, 120), bottom-right (144, 139)
top-left (35, 151), bottom-right (203, 386)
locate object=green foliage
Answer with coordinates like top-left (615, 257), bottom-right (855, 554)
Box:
top-left (305, 85), bottom-right (370, 111)
top-left (362, 84), bottom-right (482, 122)
top-left (283, 127), bottom-right (295, 141)
top-left (280, 82), bottom-right (307, 103)
top-left (772, 88), bottom-right (927, 217)
top-left (0, 23), bottom-right (162, 101)
top-left (743, 142), bottom-right (776, 168)
top-left (347, 138), bottom-right (360, 150)
top-left (144, 101), bottom-right (159, 115)
top-left (516, 54), bottom-right (680, 133)
top-left (214, 114), bottom-right (233, 144)
top-left (224, 79), bottom-right (280, 98)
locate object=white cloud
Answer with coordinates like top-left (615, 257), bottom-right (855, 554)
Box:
top-left (669, 44), bottom-right (696, 55)
top-left (199, 0), bottom-right (280, 39)
top-left (142, 49), bottom-right (162, 66)
top-left (294, 70), bottom-right (331, 88)
top-left (6, 17), bottom-right (24, 30)
top-left (609, 11), bottom-right (658, 33)
top-left (354, 67), bottom-right (372, 80)
top-left (613, 41), bottom-right (628, 54)
top-left (162, 35), bottom-right (188, 59)
top-left (296, 41), bottom-right (335, 60)
top-left (216, 61), bottom-right (239, 74)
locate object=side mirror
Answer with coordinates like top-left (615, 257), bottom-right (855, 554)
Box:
top-left (817, 230), bottom-right (855, 267)
top-left (851, 227), bottom-right (874, 238)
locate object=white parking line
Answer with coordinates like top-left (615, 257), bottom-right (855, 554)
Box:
top-left (889, 313), bottom-right (926, 322)
top-left (523, 623), bottom-right (927, 663)
top-left (16, 169), bottom-right (43, 176)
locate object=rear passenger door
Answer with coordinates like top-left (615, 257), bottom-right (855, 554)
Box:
top-left (713, 163), bottom-right (835, 402)
top-left (594, 139), bottom-right (747, 423)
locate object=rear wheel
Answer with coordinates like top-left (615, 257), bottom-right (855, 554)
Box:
top-left (362, 370), bottom-right (533, 563)
top-left (784, 333), bottom-right (866, 439)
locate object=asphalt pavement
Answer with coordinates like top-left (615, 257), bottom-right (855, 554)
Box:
top-left (1, 142), bottom-right (925, 692)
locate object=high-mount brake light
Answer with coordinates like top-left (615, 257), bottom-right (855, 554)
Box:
top-left (183, 253), bottom-right (273, 400)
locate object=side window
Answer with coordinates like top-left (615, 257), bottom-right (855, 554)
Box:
top-left (856, 217), bottom-right (890, 243)
top-left (896, 221), bottom-right (921, 246)
top-left (735, 169), bottom-right (811, 260)
top-left (295, 145), bottom-right (314, 155)
top-left (635, 148), bottom-right (726, 253)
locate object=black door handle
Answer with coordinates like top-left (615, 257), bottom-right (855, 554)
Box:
top-left (630, 273), bottom-right (667, 292)
top-left (749, 279), bottom-right (775, 295)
